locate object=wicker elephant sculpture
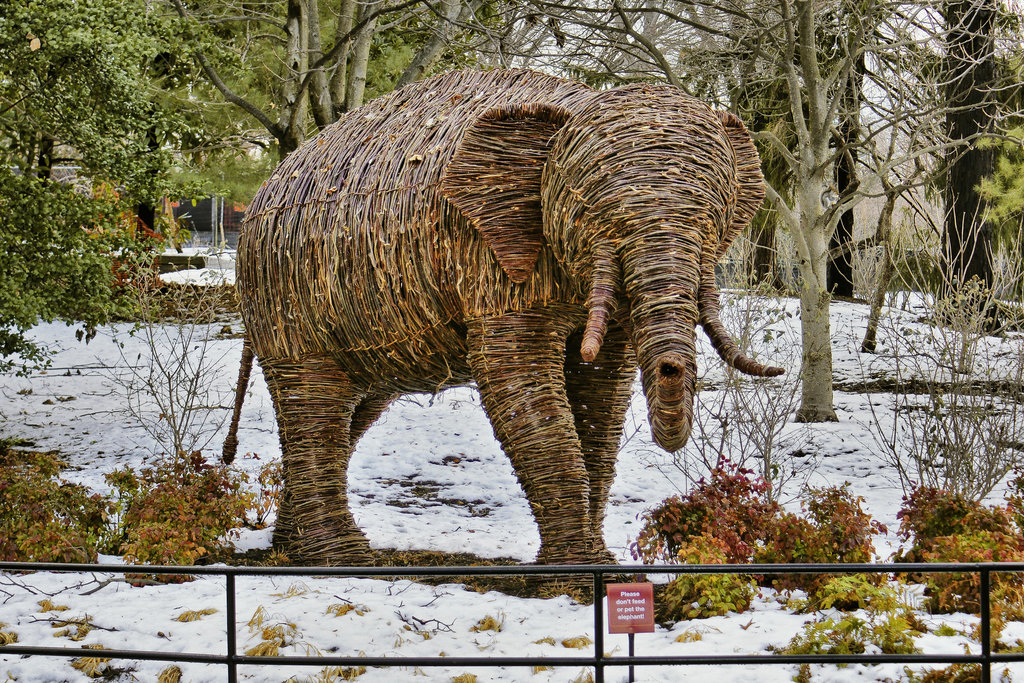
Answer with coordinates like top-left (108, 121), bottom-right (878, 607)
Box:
top-left (223, 68), bottom-right (782, 566)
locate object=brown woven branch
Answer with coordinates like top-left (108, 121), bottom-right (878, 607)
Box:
top-left (235, 69), bottom-right (776, 566)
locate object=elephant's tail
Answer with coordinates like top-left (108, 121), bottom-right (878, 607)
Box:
top-left (222, 334), bottom-right (255, 464)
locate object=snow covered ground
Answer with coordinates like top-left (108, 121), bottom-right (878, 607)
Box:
top-left (2, 252), bottom-right (1023, 681)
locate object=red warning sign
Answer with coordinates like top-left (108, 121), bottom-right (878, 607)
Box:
top-left (606, 582), bottom-right (655, 634)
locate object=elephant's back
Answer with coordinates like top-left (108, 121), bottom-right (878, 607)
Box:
top-left (239, 69), bottom-right (593, 366)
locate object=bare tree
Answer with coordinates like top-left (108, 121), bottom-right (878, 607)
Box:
top-left (491, 0), bottom-right (1024, 424)
top-left (109, 284), bottom-right (235, 461)
top-left (864, 252), bottom-right (1024, 501)
top-left (168, 0), bottom-right (488, 158)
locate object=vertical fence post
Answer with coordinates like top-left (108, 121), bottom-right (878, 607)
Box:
top-left (226, 571), bottom-right (238, 683)
top-left (594, 568), bottom-right (605, 683)
top-left (981, 567), bottom-right (991, 683)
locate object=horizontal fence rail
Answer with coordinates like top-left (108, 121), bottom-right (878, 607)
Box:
top-left (2, 561), bottom-right (1024, 682)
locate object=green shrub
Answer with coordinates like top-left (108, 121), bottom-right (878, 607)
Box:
top-left (112, 452), bottom-right (250, 567)
top-left (896, 486), bottom-right (1024, 616)
top-left (779, 575), bottom-right (920, 681)
top-left (633, 471), bottom-right (887, 600)
top-left (903, 663), bottom-right (987, 683)
top-left (782, 611), bottom-right (918, 656)
top-left (0, 449), bottom-right (110, 562)
top-left (631, 466), bottom-right (780, 564)
top-left (809, 574), bottom-right (914, 615)
top-left (661, 534), bottom-right (757, 620)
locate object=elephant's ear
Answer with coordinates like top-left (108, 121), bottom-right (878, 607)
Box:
top-left (441, 103), bottom-right (573, 283)
top-left (716, 111), bottom-right (766, 260)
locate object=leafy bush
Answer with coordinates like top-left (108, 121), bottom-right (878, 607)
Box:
top-left (0, 444), bottom-right (259, 574)
top-left (895, 486), bottom-right (1024, 615)
top-left (896, 486), bottom-right (1016, 553)
top-left (631, 466), bottom-right (780, 564)
top-left (809, 574), bottom-right (915, 615)
top-left (250, 460), bottom-right (283, 529)
top-left (111, 452), bottom-right (250, 567)
top-left (0, 168), bottom-right (156, 375)
top-left (805, 487), bottom-right (886, 563)
top-left (0, 449), bottom-right (110, 562)
top-left (661, 534), bottom-right (757, 620)
top-left (756, 486), bottom-right (886, 594)
top-left (782, 609), bottom-right (919, 659)
top-left (903, 663), bottom-right (989, 683)
top-left (633, 470), bottom-right (886, 597)
top-left (780, 575), bottom-right (920, 683)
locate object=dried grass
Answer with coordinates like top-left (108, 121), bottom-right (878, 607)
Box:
top-left (175, 607), bottom-right (217, 622)
top-left (37, 599), bottom-right (69, 612)
top-left (469, 614), bottom-right (504, 633)
top-left (157, 665), bottom-right (183, 683)
top-left (51, 616), bottom-right (92, 641)
top-left (71, 644), bottom-right (110, 678)
top-left (326, 603), bottom-right (367, 617)
top-left (561, 635), bottom-right (593, 649)
top-left (571, 669), bottom-right (596, 683)
top-left (675, 629), bottom-right (704, 643)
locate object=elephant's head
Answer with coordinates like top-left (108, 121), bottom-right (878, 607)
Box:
top-left (442, 83), bottom-right (783, 453)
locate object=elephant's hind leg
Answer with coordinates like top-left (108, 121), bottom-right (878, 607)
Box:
top-left (565, 324), bottom-right (636, 563)
top-left (350, 391), bottom-right (395, 444)
top-left (262, 355), bottom-right (372, 565)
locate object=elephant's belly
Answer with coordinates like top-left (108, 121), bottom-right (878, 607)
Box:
top-left (325, 321), bottom-right (475, 394)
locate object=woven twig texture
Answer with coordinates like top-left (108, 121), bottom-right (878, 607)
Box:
top-left (235, 69), bottom-right (777, 566)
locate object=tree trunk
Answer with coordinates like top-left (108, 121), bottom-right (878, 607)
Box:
top-left (828, 52), bottom-right (863, 299)
top-left (346, 0), bottom-right (383, 112)
top-left (36, 135), bottom-right (54, 180)
top-left (828, 152), bottom-right (856, 297)
top-left (861, 191), bottom-right (897, 353)
top-left (277, 0), bottom-right (308, 159)
top-left (796, 262), bottom-right (837, 423)
top-left (395, 0), bottom-right (467, 89)
top-left (794, 181), bottom-right (837, 423)
top-left (306, 0), bottom-right (335, 129)
top-left (746, 210), bottom-right (781, 289)
top-left (943, 0), bottom-right (996, 291)
top-left (779, 0), bottom-right (838, 423)
top-left (329, 0), bottom-right (356, 119)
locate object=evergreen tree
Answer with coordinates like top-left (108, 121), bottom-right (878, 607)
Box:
top-left (0, 0), bottom-right (189, 370)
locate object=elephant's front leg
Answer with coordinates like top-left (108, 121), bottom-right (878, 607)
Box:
top-left (467, 308), bottom-right (600, 565)
top-left (261, 355), bottom-right (372, 565)
top-left (565, 323), bottom-right (636, 563)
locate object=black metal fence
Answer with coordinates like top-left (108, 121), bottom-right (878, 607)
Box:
top-left (2, 561), bottom-right (1024, 682)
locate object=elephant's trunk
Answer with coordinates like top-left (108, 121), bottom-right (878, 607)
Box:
top-left (645, 349), bottom-right (697, 452)
top-left (622, 232), bottom-right (701, 452)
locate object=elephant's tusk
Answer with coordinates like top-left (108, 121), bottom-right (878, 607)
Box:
top-left (580, 306), bottom-right (609, 362)
top-left (698, 265), bottom-right (784, 377)
top-left (580, 246), bottom-right (620, 362)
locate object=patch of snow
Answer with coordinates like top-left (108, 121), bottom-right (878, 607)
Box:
top-left (3, 277), bottom-right (1024, 680)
